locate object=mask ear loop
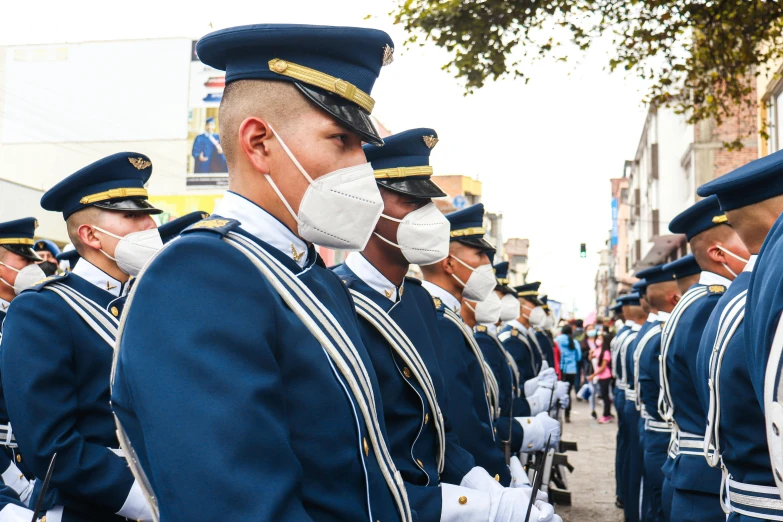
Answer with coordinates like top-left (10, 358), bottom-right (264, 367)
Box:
top-left (372, 214), bottom-right (405, 250)
top-left (268, 124), bottom-right (315, 184)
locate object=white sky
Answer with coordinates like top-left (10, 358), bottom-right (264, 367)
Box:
top-left (0, 0), bottom-right (649, 315)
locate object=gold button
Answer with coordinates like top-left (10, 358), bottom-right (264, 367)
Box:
top-left (416, 459), bottom-right (423, 467)
top-left (494, 427), bottom-right (497, 434)
top-left (458, 496), bottom-right (468, 505)
top-left (403, 367), bottom-right (411, 378)
top-left (363, 437), bottom-right (369, 457)
top-left (526, 419), bottom-right (531, 424)
top-left (528, 443), bottom-right (533, 449)
top-left (40, 517), bottom-right (46, 522)
top-left (424, 413), bottom-right (429, 424)
top-left (273, 60), bottom-right (288, 73)
top-left (15, 454), bottom-right (21, 463)
top-left (110, 306), bottom-right (119, 317)
top-left (494, 474), bottom-right (500, 481)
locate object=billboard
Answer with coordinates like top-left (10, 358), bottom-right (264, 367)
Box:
top-left (611, 197), bottom-right (619, 248)
top-left (187, 42), bottom-right (227, 177)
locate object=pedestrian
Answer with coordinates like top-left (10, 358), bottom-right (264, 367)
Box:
top-left (588, 331), bottom-right (614, 423)
top-left (556, 324), bottom-right (582, 422)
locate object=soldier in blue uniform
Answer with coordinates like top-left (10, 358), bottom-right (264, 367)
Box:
top-left (505, 283), bottom-right (548, 373)
top-left (0, 218), bottom-right (43, 506)
top-left (56, 248), bottom-right (80, 272)
top-left (191, 117), bottom-right (227, 173)
top-left (32, 240), bottom-right (60, 276)
top-left (523, 286), bottom-right (556, 370)
top-left (332, 129), bottom-right (560, 521)
top-left (697, 151), bottom-right (783, 519)
top-left (659, 195), bottom-right (749, 522)
top-left (1, 153), bottom-right (164, 522)
top-left (613, 292), bottom-right (646, 510)
top-left (112, 25), bottom-right (413, 522)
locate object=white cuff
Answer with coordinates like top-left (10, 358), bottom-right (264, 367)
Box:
top-left (459, 466), bottom-right (504, 494)
top-left (524, 377), bottom-right (540, 397)
top-left (0, 504), bottom-right (32, 522)
top-left (116, 480), bottom-right (152, 521)
top-left (509, 456), bottom-right (530, 488)
top-left (1, 462), bottom-right (30, 502)
top-left (526, 388), bottom-right (550, 416)
top-left (516, 416), bottom-right (545, 452)
top-left (439, 483), bottom-right (491, 522)
top-left (44, 506), bottom-right (63, 522)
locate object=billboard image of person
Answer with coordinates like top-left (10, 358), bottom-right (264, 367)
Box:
top-left (191, 117), bottom-right (227, 173)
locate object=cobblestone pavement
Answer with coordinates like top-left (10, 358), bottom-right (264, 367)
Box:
top-left (555, 397), bottom-right (624, 522)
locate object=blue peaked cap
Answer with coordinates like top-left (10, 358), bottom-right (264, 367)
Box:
top-left (494, 261), bottom-right (510, 283)
top-left (663, 254), bottom-right (701, 280)
top-left (33, 239), bottom-right (60, 256)
top-left (632, 279), bottom-right (647, 296)
top-left (636, 264), bottom-right (674, 285)
top-left (41, 152), bottom-right (162, 219)
top-left (697, 149), bottom-right (783, 211)
top-left (196, 24), bottom-right (393, 146)
top-left (364, 128), bottom-right (446, 198)
top-left (619, 292), bottom-right (641, 307)
top-left (669, 195), bottom-right (726, 240)
top-left (447, 203), bottom-right (495, 254)
top-left (0, 217), bottom-right (41, 261)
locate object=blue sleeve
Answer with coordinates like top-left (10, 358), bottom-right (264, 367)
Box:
top-left (2, 293), bottom-right (134, 513)
top-left (191, 134), bottom-right (206, 158)
top-left (113, 236), bottom-right (313, 521)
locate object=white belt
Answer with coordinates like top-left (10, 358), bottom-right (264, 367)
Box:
top-left (617, 382), bottom-right (628, 391)
top-left (677, 431), bottom-right (715, 457)
top-left (645, 418), bottom-right (672, 433)
top-left (0, 424), bottom-right (16, 448)
top-left (625, 389), bottom-right (637, 401)
top-left (723, 473), bottom-right (783, 520)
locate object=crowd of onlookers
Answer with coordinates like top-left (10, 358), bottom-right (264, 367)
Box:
top-left (552, 319), bottom-right (616, 424)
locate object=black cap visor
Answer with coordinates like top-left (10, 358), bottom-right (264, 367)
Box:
top-left (520, 295), bottom-right (543, 307)
top-left (2, 244), bottom-right (42, 262)
top-left (454, 236), bottom-right (496, 255)
top-left (377, 178), bottom-right (447, 199)
top-left (295, 83), bottom-right (383, 146)
top-left (497, 284), bottom-right (516, 296)
top-left (92, 198), bottom-right (163, 215)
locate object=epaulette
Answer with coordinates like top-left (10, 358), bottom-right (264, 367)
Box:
top-left (26, 273), bottom-right (68, 292)
top-left (475, 325), bottom-right (487, 333)
top-left (404, 276), bottom-right (423, 286)
top-left (181, 217), bottom-right (241, 238)
top-left (432, 296), bottom-right (444, 310)
top-left (708, 285), bottom-right (727, 295)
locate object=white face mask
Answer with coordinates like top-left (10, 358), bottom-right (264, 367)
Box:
top-left (500, 294), bottom-right (521, 322)
top-left (0, 262), bottom-right (46, 295)
top-left (94, 227), bottom-right (163, 277)
top-left (374, 203), bottom-right (450, 265)
top-left (717, 245), bottom-right (748, 278)
top-left (543, 314), bottom-right (554, 330)
top-left (450, 255), bottom-right (497, 301)
top-left (471, 292), bottom-right (503, 325)
top-left (265, 126), bottom-right (384, 251)
top-left (529, 306), bottom-right (547, 328)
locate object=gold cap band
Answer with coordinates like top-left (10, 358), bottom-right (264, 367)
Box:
top-left (450, 227), bottom-right (486, 238)
top-left (712, 214), bottom-right (729, 224)
top-left (79, 188), bottom-right (148, 205)
top-left (268, 58), bottom-right (375, 113)
top-left (374, 166), bottom-right (433, 179)
top-left (497, 277), bottom-right (509, 284)
top-left (518, 290), bottom-right (538, 297)
top-left (0, 238), bottom-right (34, 246)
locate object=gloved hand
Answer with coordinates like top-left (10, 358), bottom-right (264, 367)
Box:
top-left (461, 467), bottom-right (560, 521)
top-left (558, 394), bottom-right (570, 410)
top-left (526, 387), bottom-right (554, 416)
top-left (536, 411), bottom-right (561, 450)
top-left (516, 413), bottom-right (561, 452)
top-left (537, 368), bottom-right (557, 389)
top-left (509, 456), bottom-right (530, 488)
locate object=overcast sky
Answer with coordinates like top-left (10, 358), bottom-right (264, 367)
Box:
top-left (0, 0), bottom-right (649, 315)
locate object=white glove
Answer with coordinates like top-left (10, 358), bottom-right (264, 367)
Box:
top-left (516, 412), bottom-right (561, 452)
top-left (509, 456), bottom-right (530, 488)
top-left (538, 368), bottom-right (557, 388)
top-left (558, 394), bottom-right (570, 410)
top-left (460, 467), bottom-right (559, 522)
top-left (116, 481), bottom-right (153, 521)
top-left (0, 504), bottom-right (61, 522)
top-left (526, 387), bottom-right (554, 416)
top-left (554, 380), bottom-right (570, 398)
top-left (524, 376), bottom-right (540, 398)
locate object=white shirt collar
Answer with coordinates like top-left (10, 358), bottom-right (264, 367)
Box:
top-left (625, 319), bottom-right (636, 328)
top-left (72, 259), bottom-right (127, 297)
top-left (422, 280), bottom-right (461, 313)
top-left (631, 322), bottom-right (642, 331)
top-left (699, 271), bottom-right (732, 288)
top-left (507, 319), bottom-right (527, 332)
top-left (657, 311), bottom-right (671, 322)
top-left (744, 255), bottom-right (758, 273)
top-left (647, 312), bottom-right (658, 322)
top-left (0, 297), bottom-right (9, 312)
top-left (345, 253), bottom-right (401, 302)
top-left (213, 191), bottom-right (309, 268)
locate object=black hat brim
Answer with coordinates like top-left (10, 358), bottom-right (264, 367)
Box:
top-left (295, 84), bottom-right (383, 146)
top-left (520, 296), bottom-right (543, 307)
top-left (497, 284), bottom-right (516, 296)
top-left (2, 244), bottom-right (42, 262)
top-left (92, 198), bottom-right (163, 215)
top-left (453, 236), bottom-right (496, 255)
top-left (377, 178), bottom-right (447, 199)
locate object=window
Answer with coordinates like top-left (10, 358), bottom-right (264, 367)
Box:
top-left (767, 86), bottom-right (783, 153)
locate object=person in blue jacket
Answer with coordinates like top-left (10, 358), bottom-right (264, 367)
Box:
top-left (191, 117), bottom-right (227, 173)
top-left (556, 324), bottom-right (582, 421)
top-left (698, 150), bottom-right (783, 520)
top-left (112, 24), bottom-right (415, 522)
top-left (2, 153), bottom-right (164, 522)
top-left (333, 128), bottom-right (560, 521)
top-left (659, 195), bottom-right (749, 522)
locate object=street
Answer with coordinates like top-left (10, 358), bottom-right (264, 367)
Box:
top-left (557, 398), bottom-right (624, 522)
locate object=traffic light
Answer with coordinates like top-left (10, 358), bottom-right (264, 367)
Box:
top-left (580, 243), bottom-right (587, 258)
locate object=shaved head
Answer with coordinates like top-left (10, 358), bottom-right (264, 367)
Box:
top-left (646, 280), bottom-right (680, 314)
top-left (219, 80), bottom-right (316, 172)
top-left (690, 224), bottom-right (736, 268)
top-left (66, 207), bottom-right (104, 255)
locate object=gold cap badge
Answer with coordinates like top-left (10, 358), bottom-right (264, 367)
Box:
top-left (382, 44), bottom-right (394, 66)
top-left (422, 135), bottom-right (439, 149)
top-left (712, 215), bottom-right (729, 224)
top-left (128, 157), bottom-right (152, 170)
